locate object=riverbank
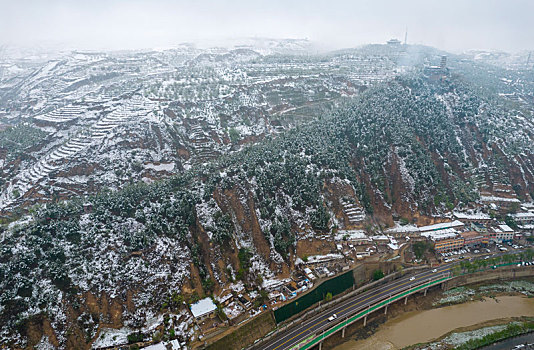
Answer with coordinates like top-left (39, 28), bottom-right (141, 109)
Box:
top-left (331, 281), bottom-right (534, 350)
top-left (480, 331), bottom-right (534, 349)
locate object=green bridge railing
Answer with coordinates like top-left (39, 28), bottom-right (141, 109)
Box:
top-left (296, 275), bottom-right (450, 350)
top-left (288, 257), bottom-right (530, 350)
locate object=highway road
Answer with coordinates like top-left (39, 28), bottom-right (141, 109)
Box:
top-left (253, 264), bottom-right (452, 350)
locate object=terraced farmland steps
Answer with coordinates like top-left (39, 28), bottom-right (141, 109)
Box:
top-left (0, 96), bottom-right (158, 209)
top-left (340, 199), bottom-right (366, 225)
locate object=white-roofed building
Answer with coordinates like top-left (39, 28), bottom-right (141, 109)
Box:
top-left (142, 340), bottom-right (181, 350)
top-left (511, 212), bottom-right (534, 224)
top-left (418, 220), bottom-right (465, 233)
top-left (142, 343), bottom-right (166, 350)
top-left (190, 297), bottom-right (217, 322)
top-left (420, 227), bottom-right (464, 252)
top-left (453, 212), bottom-right (492, 223)
top-left (335, 230), bottom-right (372, 244)
top-left (497, 224), bottom-right (514, 242)
top-left (303, 267), bottom-right (316, 280)
top-left (488, 224), bottom-right (515, 243)
top-left (420, 227), bottom-right (459, 240)
top-left (384, 224), bottom-right (420, 238)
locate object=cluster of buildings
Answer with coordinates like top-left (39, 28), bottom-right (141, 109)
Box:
top-left (188, 272), bottom-right (316, 330)
top-left (386, 205), bottom-right (534, 253)
top-left (190, 200), bottom-right (534, 343)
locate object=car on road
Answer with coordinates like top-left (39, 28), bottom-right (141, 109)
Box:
top-left (432, 269), bottom-right (437, 273)
top-left (409, 277), bottom-right (415, 281)
top-left (328, 314), bottom-right (338, 322)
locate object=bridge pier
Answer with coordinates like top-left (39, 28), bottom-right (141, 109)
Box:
top-left (363, 315), bottom-right (367, 327)
top-left (424, 288), bottom-right (427, 296)
top-left (319, 341), bottom-right (322, 350)
top-left (342, 326), bottom-right (346, 338)
top-left (404, 296), bottom-right (408, 305)
top-left (384, 305), bottom-right (388, 315)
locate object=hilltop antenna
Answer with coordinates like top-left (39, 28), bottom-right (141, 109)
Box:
top-left (404, 27), bottom-right (408, 45)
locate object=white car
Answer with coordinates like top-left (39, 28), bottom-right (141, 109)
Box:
top-left (328, 314), bottom-right (338, 322)
top-left (409, 277), bottom-right (415, 281)
top-left (432, 269), bottom-right (437, 273)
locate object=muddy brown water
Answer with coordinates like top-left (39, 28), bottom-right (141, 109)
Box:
top-left (333, 296), bottom-right (534, 350)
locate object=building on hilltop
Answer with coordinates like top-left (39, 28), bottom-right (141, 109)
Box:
top-left (424, 55), bottom-right (450, 81)
top-left (440, 55), bottom-right (447, 69)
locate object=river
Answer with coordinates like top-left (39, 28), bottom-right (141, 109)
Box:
top-left (333, 296), bottom-right (534, 350)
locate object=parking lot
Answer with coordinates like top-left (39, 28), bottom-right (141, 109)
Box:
top-left (438, 241), bottom-right (531, 263)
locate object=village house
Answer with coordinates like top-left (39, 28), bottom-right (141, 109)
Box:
top-left (190, 298), bottom-right (217, 323)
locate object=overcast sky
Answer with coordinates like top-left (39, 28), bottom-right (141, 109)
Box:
top-left (1, 0), bottom-right (533, 53)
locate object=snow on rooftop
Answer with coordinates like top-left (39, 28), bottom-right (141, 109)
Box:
top-left (371, 235), bottom-right (389, 241)
top-left (215, 292), bottom-right (233, 304)
top-left (142, 340), bottom-right (181, 350)
top-left (384, 223), bottom-right (419, 234)
top-left (306, 253), bottom-right (343, 264)
top-left (418, 220), bottom-right (464, 232)
top-left (420, 228), bottom-right (459, 240)
top-left (453, 212), bottom-right (491, 220)
top-left (262, 278), bottom-right (289, 290)
top-left (190, 297), bottom-right (217, 318)
top-left (142, 343), bottom-right (167, 350)
top-left (480, 195), bottom-right (520, 203)
top-left (498, 224), bottom-right (514, 232)
top-left (511, 212), bottom-right (534, 219)
top-left (334, 229), bottom-right (368, 241)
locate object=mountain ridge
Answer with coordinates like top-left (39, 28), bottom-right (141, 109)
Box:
top-left (1, 46), bottom-right (534, 348)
